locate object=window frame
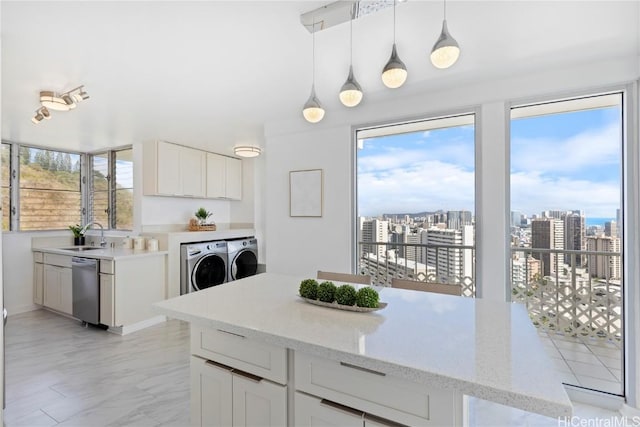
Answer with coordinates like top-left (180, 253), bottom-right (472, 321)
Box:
top-left (0, 141), bottom-right (133, 232)
top-left (89, 146), bottom-right (133, 231)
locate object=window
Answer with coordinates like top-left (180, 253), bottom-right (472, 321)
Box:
top-left (19, 147), bottom-right (82, 230)
top-left (1, 143), bottom-right (11, 231)
top-left (355, 114), bottom-right (476, 295)
top-left (89, 147), bottom-right (133, 230)
top-left (510, 93), bottom-right (623, 396)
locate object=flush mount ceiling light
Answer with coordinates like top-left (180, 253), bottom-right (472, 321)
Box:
top-left (339, 5), bottom-right (363, 107)
top-left (382, 0), bottom-right (407, 89)
top-left (39, 85), bottom-right (89, 112)
top-left (302, 17), bottom-right (325, 123)
top-left (430, 0), bottom-right (460, 69)
top-left (234, 145), bottom-right (262, 158)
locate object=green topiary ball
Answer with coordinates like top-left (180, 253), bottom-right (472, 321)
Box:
top-left (299, 279), bottom-right (319, 300)
top-left (355, 287), bottom-right (379, 308)
top-left (317, 281), bottom-right (336, 303)
top-left (335, 284), bottom-right (357, 306)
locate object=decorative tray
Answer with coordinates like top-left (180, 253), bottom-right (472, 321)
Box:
top-left (299, 296), bottom-right (387, 313)
top-left (188, 223), bottom-right (217, 231)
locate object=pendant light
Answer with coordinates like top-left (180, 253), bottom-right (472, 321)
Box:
top-left (339, 6), bottom-right (363, 107)
top-left (430, 0), bottom-right (460, 69)
top-left (302, 18), bottom-right (325, 123)
top-left (381, 0), bottom-right (407, 89)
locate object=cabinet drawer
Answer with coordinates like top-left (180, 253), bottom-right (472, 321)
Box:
top-left (100, 260), bottom-right (114, 274)
top-left (44, 253), bottom-right (72, 268)
top-left (33, 251), bottom-right (44, 263)
top-left (294, 352), bottom-right (462, 426)
top-left (191, 325), bottom-right (287, 385)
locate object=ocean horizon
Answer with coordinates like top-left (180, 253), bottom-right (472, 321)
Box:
top-left (586, 217), bottom-right (616, 227)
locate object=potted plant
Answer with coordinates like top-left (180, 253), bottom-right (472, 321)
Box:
top-left (69, 224), bottom-right (85, 246)
top-left (194, 207), bottom-right (212, 225)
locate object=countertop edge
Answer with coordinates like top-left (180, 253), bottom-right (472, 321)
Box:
top-left (33, 246), bottom-right (168, 260)
top-left (153, 301), bottom-right (573, 419)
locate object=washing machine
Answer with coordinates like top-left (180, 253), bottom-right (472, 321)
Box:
top-left (227, 237), bottom-right (258, 281)
top-left (181, 240), bottom-right (228, 294)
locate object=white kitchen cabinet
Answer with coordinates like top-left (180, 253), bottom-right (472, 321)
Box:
top-left (295, 392), bottom-right (363, 427)
top-left (33, 252), bottom-right (44, 305)
top-left (191, 356), bottom-right (286, 427)
top-left (99, 273), bottom-right (115, 327)
top-left (206, 153), bottom-right (242, 200)
top-left (43, 264), bottom-right (72, 315)
top-left (143, 140), bottom-right (206, 198)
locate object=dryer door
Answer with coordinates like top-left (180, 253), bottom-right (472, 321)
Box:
top-left (230, 250), bottom-right (258, 280)
top-left (192, 254), bottom-right (226, 290)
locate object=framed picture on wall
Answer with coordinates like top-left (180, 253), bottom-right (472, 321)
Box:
top-left (289, 169), bottom-right (323, 217)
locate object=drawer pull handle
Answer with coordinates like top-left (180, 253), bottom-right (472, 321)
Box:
top-left (216, 329), bottom-right (245, 339)
top-left (320, 399), bottom-right (364, 418)
top-left (205, 359), bottom-right (233, 372)
top-left (339, 361), bottom-right (386, 376)
top-left (232, 368), bottom-right (262, 383)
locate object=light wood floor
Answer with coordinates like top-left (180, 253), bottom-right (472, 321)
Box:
top-left (4, 309), bottom-right (190, 426)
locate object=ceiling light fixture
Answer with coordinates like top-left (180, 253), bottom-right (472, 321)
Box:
top-left (430, 0), bottom-right (460, 69)
top-left (382, 0), bottom-right (407, 89)
top-left (339, 5), bottom-right (363, 107)
top-left (302, 18), bottom-right (325, 123)
top-left (34, 85), bottom-right (89, 122)
top-left (234, 145), bottom-right (262, 158)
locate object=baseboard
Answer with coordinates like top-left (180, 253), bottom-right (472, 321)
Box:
top-left (6, 304), bottom-right (41, 316)
top-left (564, 384), bottom-right (624, 411)
top-left (107, 315), bottom-right (166, 336)
top-left (620, 403), bottom-right (640, 418)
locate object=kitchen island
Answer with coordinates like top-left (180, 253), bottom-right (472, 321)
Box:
top-left (154, 272), bottom-right (572, 426)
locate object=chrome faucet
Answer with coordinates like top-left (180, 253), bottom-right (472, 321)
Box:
top-left (81, 222), bottom-right (106, 247)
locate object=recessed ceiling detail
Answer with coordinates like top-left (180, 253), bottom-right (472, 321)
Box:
top-left (300, 0), bottom-right (395, 33)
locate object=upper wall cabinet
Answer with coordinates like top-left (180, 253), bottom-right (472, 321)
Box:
top-left (144, 141), bottom-right (241, 200)
top-left (206, 153), bottom-right (242, 200)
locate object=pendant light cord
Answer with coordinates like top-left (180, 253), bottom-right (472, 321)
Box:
top-left (312, 17), bottom-right (316, 85)
top-left (349, 8), bottom-right (353, 64)
top-left (393, 0), bottom-right (396, 43)
top-left (444, 0), bottom-right (447, 20)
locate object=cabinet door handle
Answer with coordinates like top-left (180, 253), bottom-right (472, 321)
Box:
top-left (205, 359), bottom-right (233, 372)
top-left (320, 399), bottom-right (364, 418)
top-left (231, 368), bottom-right (262, 383)
top-left (339, 361), bottom-right (386, 376)
top-left (216, 329), bottom-right (246, 339)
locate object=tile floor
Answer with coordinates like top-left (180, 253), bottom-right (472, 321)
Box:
top-left (3, 309), bottom-right (631, 426)
top-left (538, 330), bottom-right (623, 395)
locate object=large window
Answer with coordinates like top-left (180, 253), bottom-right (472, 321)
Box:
top-left (510, 93), bottom-right (623, 396)
top-left (1, 142), bottom-right (133, 231)
top-left (355, 114), bottom-right (476, 295)
top-left (19, 147), bottom-right (82, 230)
top-left (90, 148), bottom-right (133, 230)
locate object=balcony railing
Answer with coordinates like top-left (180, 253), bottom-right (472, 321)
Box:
top-left (357, 241), bottom-right (476, 297)
top-left (510, 247), bottom-right (622, 341)
top-left (358, 241), bottom-right (622, 341)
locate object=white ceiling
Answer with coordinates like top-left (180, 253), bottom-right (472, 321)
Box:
top-left (2, 1), bottom-right (638, 155)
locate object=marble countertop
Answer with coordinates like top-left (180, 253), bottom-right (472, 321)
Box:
top-left (154, 272), bottom-right (572, 419)
top-left (33, 246), bottom-right (168, 260)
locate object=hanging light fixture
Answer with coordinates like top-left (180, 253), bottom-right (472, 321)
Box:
top-left (302, 18), bottom-right (325, 123)
top-left (430, 0), bottom-right (460, 69)
top-left (32, 85), bottom-right (89, 122)
top-left (381, 0), bottom-right (407, 89)
top-left (31, 107), bottom-right (49, 124)
top-left (339, 5), bottom-right (363, 107)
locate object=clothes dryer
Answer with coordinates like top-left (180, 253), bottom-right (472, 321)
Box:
top-left (181, 240), bottom-right (228, 294)
top-left (227, 237), bottom-right (258, 281)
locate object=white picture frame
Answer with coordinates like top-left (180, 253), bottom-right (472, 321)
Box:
top-left (289, 169), bottom-right (323, 217)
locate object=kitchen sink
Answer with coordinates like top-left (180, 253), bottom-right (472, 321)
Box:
top-left (59, 246), bottom-right (104, 252)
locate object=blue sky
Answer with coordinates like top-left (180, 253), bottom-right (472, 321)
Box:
top-left (358, 105), bottom-right (621, 219)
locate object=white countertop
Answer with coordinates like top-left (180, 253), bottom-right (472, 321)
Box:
top-left (33, 246), bottom-right (168, 261)
top-left (154, 272), bottom-right (572, 419)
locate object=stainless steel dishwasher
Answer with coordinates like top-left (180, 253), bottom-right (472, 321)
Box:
top-left (71, 257), bottom-right (100, 325)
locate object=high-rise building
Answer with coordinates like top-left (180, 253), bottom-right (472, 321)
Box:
top-left (604, 221), bottom-right (617, 238)
top-left (586, 236), bottom-right (621, 279)
top-left (361, 218), bottom-right (389, 258)
top-left (447, 210), bottom-right (472, 231)
top-left (616, 208), bottom-right (621, 236)
top-left (563, 212), bottom-right (585, 266)
top-left (424, 225), bottom-right (473, 283)
top-left (511, 211), bottom-right (523, 228)
top-left (531, 218), bottom-right (564, 276)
